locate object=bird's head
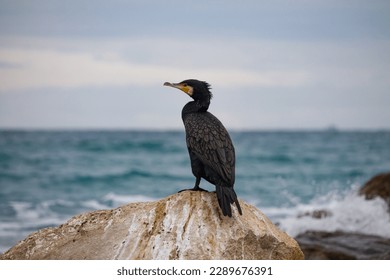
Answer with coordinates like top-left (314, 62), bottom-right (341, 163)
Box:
top-left (163, 79), bottom-right (212, 102)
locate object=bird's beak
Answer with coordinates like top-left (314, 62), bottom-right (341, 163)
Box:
top-left (163, 82), bottom-right (193, 96)
top-left (163, 82), bottom-right (177, 88)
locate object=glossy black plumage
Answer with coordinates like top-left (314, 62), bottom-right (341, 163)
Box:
top-left (164, 79), bottom-right (242, 217)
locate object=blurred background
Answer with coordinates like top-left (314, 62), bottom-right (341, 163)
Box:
top-left (1, 0), bottom-right (390, 258)
top-left (1, 0), bottom-right (389, 130)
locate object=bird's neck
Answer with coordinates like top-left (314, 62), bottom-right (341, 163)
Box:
top-left (182, 100), bottom-right (210, 118)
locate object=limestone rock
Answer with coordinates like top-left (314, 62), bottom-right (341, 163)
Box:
top-left (0, 191), bottom-right (303, 260)
top-left (359, 172), bottom-right (390, 208)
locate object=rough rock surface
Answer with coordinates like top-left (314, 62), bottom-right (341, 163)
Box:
top-left (297, 209), bottom-right (332, 219)
top-left (0, 191), bottom-right (303, 260)
top-left (359, 172), bottom-right (390, 208)
top-left (296, 230), bottom-right (390, 260)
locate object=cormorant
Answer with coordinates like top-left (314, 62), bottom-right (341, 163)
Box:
top-left (163, 79), bottom-right (242, 217)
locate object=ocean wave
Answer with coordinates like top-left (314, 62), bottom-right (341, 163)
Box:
top-left (64, 169), bottom-right (190, 185)
top-left (103, 192), bottom-right (158, 205)
top-left (0, 200), bottom-right (72, 253)
top-left (261, 185), bottom-right (390, 239)
top-left (75, 135), bottom-right (184, 154)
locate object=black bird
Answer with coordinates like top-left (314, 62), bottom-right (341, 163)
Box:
top-left (163, 79), bottom-right (242, 217)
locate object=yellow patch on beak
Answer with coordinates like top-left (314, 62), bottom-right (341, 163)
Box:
top-left (179, 85), bottom-right (193, 96)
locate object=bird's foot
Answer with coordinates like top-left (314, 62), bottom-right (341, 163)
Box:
top-left (178, 186), bottom-right (208, 193)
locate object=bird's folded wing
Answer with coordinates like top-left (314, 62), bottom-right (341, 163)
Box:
top-left (185, 113), bottom-right (235, 185)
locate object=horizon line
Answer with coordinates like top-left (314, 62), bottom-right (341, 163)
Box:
top-left (1, 127), bottom-right (389, 133)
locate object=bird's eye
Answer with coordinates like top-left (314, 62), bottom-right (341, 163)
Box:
top-left (182, 83), bottom-right (188, 87)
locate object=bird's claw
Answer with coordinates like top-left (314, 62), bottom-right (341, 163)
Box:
top-left (178, 187), bottom-right (209, 193)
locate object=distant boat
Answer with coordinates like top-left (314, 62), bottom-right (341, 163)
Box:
top-left (325, 125), bottom-right (339, 133)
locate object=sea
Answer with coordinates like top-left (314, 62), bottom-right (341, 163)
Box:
top-left (1, 130), bottom-right (390, 253)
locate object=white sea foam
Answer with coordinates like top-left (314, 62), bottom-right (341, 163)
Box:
top-left (10, 200), bottom-right (67, 224)
top-left (262, 187), bottom-right (390, 238)
top-left (82, 200), bottom-right (109, 210)
top-left (103, 192), bottom-right (158, 206)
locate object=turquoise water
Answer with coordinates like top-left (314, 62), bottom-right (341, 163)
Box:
top-left (1, 130), bottom-right (390, 253)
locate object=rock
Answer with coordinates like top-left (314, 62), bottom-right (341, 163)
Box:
top-left (359, 172), bottom-right (390, 208)
top-left (297, 209), bottom-right (332, 219)
top-left (0, 191), bottom-right (303, 260)
top-left (296, 230), bottom-right (390, 260)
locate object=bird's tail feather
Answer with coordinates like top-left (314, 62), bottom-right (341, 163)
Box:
top-left (216, 185), bottom-right (242, 217)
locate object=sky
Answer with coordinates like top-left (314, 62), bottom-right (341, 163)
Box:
top-left (0, 0), bottom-right (389, 130)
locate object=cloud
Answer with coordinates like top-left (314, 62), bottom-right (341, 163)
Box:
top-left (1, 36), bottom-right (389, 129)
top-left (0, 37), bottom-right (312, 92)
top-left (1, 36), bottom-right (389, 94)
top-left (0, 48), bottom-right (162, 90)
